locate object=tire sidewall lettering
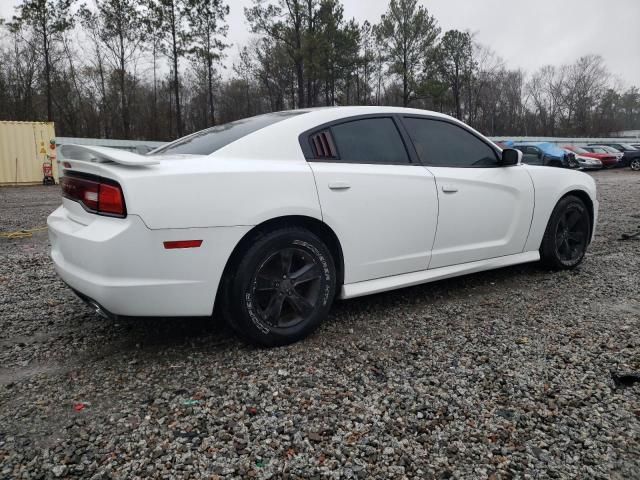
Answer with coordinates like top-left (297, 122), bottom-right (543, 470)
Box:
top-left (244, 237), bottom-right (334, 335)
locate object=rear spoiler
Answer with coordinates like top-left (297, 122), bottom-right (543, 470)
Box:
top-left (60, 145), bottom-right (160, 166)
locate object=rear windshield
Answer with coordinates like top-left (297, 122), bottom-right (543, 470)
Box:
top-left (151, 111), bottom-right (306, 156)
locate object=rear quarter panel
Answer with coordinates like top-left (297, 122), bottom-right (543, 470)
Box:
top-left (523, 166), bottom-right (598, 251)
top-left (104, 157), bottom-right (322, 230)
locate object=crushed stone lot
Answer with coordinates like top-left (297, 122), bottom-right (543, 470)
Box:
top-left (1, 169), bottom-right (639, 479)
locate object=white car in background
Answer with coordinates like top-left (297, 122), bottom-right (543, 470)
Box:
top-left (48, 107), bottom-right (598, 346)
top-left (562, 148), bottom-right (602, 170)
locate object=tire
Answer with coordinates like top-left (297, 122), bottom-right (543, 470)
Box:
top-left (540, 195), bottom-right (591, 270)
top-left (630, 158), bottom-right (640, 171)
top-left (220, 227), bottom-right (336, 347)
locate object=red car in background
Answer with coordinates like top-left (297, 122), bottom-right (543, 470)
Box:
top-left (563, 145), bottom-right (619, 168)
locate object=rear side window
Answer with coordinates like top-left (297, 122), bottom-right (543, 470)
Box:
top-left (403, 117), bottom-right (498, 167)
top-left (312, 117), bottom-right (410, 164)
top-left (151, 111), bottom-right (306, 156)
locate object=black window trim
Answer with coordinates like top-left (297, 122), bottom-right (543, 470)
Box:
top-left (299, 114), bottom-right (420, 165)
top-left (399, 114), bottom-right (503, 168)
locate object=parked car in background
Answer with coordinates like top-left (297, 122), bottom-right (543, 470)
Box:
top-left (582, 146), bottom-right (624, 166)
top-left (48, 107), bottom-right (598, 346)
top-left (587, 143), bottom-right (640, 168)
top-left (562, 148), bottom-right (602, 170)
top-left (511, 142), bottom-right (578, 168)
top-left (564, 145), bottom-right (618, 168)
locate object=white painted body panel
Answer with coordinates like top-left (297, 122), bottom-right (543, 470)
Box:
top-left (48, 106), bottom-right (598, 318)
top-left (61, 157), bottom-right (322, 230)
top-left (48, 201), bottom-right (250, 316)
top-left (426, 165), bottom-right (535, 269)
top-left (310, 163), bottom-right (438, 283)
top-left (522, 166), bottom-right (598, 250)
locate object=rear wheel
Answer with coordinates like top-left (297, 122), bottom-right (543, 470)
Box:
top-left (630, 158), bottom-right (640, 171)
top-left (540, 195), bottom-right (591, 269)
top-left (220, 227), bottom-right (336, 346)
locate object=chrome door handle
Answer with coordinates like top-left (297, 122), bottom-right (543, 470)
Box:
top-left (441, 185), bottom-right (458, 193)
top-left (328, 181), bottom-right (351, 190)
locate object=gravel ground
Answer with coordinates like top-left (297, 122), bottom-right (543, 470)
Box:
top-left (1, 169), bottom-right (639, 480)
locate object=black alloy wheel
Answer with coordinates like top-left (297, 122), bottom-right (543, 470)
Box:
top-left (540, 195), bottom-right (591, 269)
top-left (554, 206), bottom-right (590, 264)
top-left (220, 227), bottom-right (336, 346)
top-left (250, 247), bottom-right (323, 330)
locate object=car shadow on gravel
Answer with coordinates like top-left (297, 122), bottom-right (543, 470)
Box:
top-left (86, 262), bottom-right (544, 348)
top-left (98, 261), bottom-right (549, 351)
top-left (105, 314), bottom-right (235, 348)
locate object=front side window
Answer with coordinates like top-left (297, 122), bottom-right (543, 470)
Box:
top-left (602, 146), bottom-right (621, 153)
top-left (403, 117), bottom-right (498, 167)
top-left (619, 144), bottom-right (637, 151)
top-left (326, 117), bottom-right (410, 164)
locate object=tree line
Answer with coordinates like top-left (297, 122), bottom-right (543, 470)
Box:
top-left (0, 0), bottom-right (638, 142)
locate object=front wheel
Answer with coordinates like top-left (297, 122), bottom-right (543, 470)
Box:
top-left (630, 158), bottom-right (640, 171)
top-left (540, 195), bottom-right (591, 269)
top-left (220, 227), bottom-right (336, 347)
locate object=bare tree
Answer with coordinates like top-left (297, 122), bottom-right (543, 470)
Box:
top-left (148, 0), bottom-right (190, 137)
top-left (8, 0), bottom-right (76, 121)
top-left (437, 29), bottom-right (473, 119)
top-left (563, 55), bottom-right (609, 134)
top-left (186, 0), bottom-right (229, 126)
top-left (80, 0), bottom-right (146, 139)
top-left (246, 0), bottom-right (307, 108)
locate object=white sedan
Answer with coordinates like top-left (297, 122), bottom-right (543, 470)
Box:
top-left (48, 107), bottom-right (598, 346)
top-left (562, 148), bottom-right (603, 170)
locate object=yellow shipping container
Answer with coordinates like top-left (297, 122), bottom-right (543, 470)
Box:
top-left (0, 121), bottom-right (58, 186)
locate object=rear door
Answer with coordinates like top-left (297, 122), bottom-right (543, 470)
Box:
top-left (303, 116), bottom-right (439, 284)
top-left (401, 116), bottom-right (535, 269)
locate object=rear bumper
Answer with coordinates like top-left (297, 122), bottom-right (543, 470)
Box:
top-left (48, 204), bottom-right (250, 317)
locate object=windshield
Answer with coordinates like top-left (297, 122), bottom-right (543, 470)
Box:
top-left (601, 146), bottom-right (622, 153)
top-left (569, 146), bottom-right (589, 154)
top-left (151, 111), bottom-right (306, 156)
top-left (620, 143), bottom-right (637, 150)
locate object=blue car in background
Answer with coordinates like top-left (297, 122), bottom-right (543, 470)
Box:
top-left (507, 141), bottom-right (579, 169)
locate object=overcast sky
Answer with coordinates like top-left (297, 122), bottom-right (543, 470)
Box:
top-left (1, 0), bottom-right (639, 87)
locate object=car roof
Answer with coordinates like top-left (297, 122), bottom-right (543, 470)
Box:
top-left (291, 106), bottom-right (454, 122)
top-left (211, 106), bottom-right (486, 161)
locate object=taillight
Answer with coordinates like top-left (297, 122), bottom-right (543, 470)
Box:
top-left (60, 174), bottom-right (126, 218)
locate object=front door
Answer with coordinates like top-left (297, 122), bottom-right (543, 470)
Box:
top-left (402, 116), bottom-right (535, 269)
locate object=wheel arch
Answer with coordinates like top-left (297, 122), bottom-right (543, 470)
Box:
top-left (561, 189), bottom-right (595, 241)
top-left (214, 215), bottom-right (345, 314)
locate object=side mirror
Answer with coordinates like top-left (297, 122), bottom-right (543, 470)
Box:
top-left (501, 148), bottom-right (522, 166)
